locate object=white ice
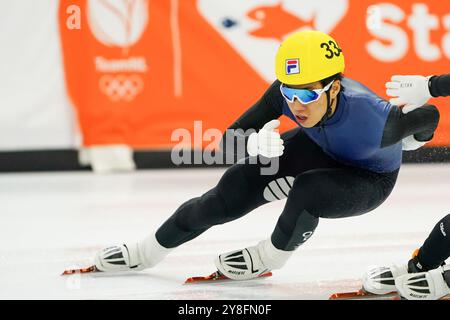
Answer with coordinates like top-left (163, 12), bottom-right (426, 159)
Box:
top-left (1, 164), bottom-right (449, 299)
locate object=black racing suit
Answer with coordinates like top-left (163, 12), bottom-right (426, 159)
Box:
top-left (155, 79), bottom-right (439, 254)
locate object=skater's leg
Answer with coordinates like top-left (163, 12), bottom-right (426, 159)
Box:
top-left (94, 159), bottom-right (272, 273)
top-left (411, 214), bottom-right (450, 271)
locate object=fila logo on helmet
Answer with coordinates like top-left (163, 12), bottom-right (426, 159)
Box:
top-left (286, 59), bottom-right (300, 74)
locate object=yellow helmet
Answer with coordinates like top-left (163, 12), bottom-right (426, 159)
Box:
top-left (275, 30), bottom-right (345, 85)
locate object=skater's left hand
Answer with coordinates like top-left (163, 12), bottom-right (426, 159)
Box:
top-left (247, 119), bottom-right (284, 158)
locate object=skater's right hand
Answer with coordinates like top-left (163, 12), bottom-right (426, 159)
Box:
top-left (247, 119), bottom-right (284, 158)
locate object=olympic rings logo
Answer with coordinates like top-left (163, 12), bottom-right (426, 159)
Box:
top-left (99, 74), bottom-right (144, 102)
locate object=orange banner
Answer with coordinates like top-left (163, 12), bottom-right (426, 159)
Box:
top-left (59, 0), bottom-right (450, 149)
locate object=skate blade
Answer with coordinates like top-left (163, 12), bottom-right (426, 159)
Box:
top-left (329, 288), bottom-right (399, 300)
top-left (185, 271), bottom-right (272, 284)
top-left (61, 265), bottom-right (99, 276)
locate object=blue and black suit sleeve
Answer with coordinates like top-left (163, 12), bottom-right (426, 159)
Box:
top-left (380, 73), bottom-right (447, 147)
top-left (381, 105), bottom-right (440, 148)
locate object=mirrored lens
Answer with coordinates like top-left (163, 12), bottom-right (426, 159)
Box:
top-left (280, 86), bottom-right (319, 104)
top-left (296, 90), bottom-right (319, 103)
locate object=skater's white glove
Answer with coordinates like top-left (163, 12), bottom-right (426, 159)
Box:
top-left (247, 120), bottom-right (284, 158)
top-left (386, 75), bottom-right (433, 114)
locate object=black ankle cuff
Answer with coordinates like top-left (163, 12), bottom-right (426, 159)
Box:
top-left (408, 257), bottom-right (424, 273)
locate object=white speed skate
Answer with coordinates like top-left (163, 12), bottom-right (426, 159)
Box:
top-left (94, 234), bottom-right (172, 272)
top-left (95, 243), bottom-right (146, 272)
top-left (362, 249), bottom-right (423, 295)
top-left (215, 239), bottom-right (292, 280)
top-left (395, 265), bottom-right (450, 300)
top-left (362, 264), bottom-right (409, 295)
top-left (215, 246), bottom-right (269, 280)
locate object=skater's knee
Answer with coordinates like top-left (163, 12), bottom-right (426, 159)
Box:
top-left (272, 209), bottom-right (319, 250)
top-left (194, 190), bottom-right (230, 226)
top-left (186, 187), bottom-right (247, 226)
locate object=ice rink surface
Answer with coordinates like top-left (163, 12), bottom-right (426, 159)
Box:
top-left (1, 164), bottom-right (449, 300)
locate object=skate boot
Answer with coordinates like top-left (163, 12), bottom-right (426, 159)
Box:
top-left (362, 249), bottom-right (421, 295)
top-left (94, 233), bottom-right (172, 272)
top-left (214, 239), bottom-right (292, 280)
top-left (395, 264), bottom-right (450, 300)
top-left (95, 243), bottom-right (146, 272)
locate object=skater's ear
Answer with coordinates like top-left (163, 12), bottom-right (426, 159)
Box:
top-left (330, 80), bottom-right (341, 99)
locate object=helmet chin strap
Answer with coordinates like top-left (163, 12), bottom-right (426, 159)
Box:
top-left (315, 90), bottom-right (334, 128)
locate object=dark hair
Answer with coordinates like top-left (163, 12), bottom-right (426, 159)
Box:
top-left (320, 73), bottom-right (344, 91)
